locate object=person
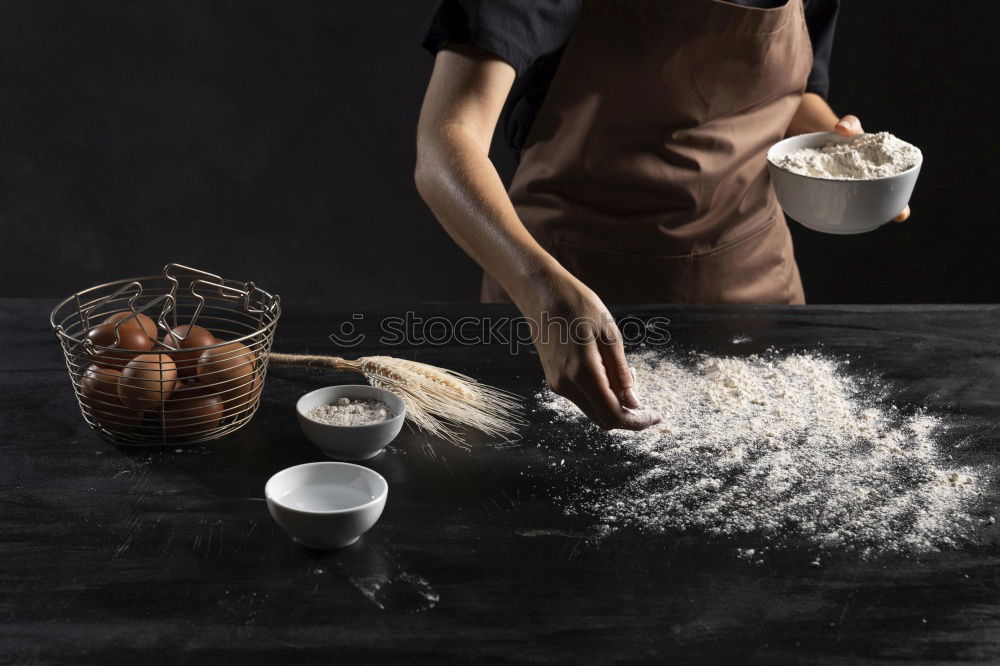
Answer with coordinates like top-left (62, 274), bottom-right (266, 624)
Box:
top-left (414, 0), bottom-right (910, 431)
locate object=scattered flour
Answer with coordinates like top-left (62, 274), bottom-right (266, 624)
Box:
top-left (538, 349), bottom-right (984, 559)
top-left (306, 397), bottom-right (393, 426)
top-left (772, 131), bottom-right (921, 180)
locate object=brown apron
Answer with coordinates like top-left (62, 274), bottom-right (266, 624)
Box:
top-left (482, 0), bottom-right (812, 304)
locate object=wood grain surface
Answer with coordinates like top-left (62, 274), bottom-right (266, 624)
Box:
top-left (3, 300), bottom-right (999, 664)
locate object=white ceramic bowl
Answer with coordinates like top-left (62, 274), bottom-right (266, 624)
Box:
top-left (296, 385), bottom-right (406, 461)
top-left (767, 131), bottom-right (922, 234)
top-left (265, 461), bottom-right (388, 549)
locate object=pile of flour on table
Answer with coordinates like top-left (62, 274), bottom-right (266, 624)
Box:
top-left (538, 349), bottom-right (984, 559)
top-left (772, 131), bottom-right (921, 179)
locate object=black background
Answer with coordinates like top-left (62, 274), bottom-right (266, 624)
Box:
top-left (1, 1), bottom-right (996, 303)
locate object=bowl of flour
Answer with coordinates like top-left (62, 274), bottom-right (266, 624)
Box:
top-left (767, 131), bottom-right (922, 234)
top-left (296, 385), bottom-right (405, 460)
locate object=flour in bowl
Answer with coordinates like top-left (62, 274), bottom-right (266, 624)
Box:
top-left (537, 349), bottom-right (985, 559)
top-left (772, 131), bottom-right (921, 179)
top-left (306, 397), bottom-right (393, 426)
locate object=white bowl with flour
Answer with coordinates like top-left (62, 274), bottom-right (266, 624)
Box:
top-left (296, 385), bottom-right (406, 460)
top-left (767, 131), bottom-right (922, 234)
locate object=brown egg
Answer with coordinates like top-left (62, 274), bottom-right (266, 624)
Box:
top-left (80, 364), bottom-right (143, 434)
top-left (162, 385), bottom-right (224, 438)
top-left (103, 311), bottom-right (158, 340)
top-left (162, 324), bottom-right (217, 378)
top-left (118, 353), bottom-right (178, 412)
top-left (86, 322), bottom-right (154, 369)
top-left (196, 342), bottom-right (256, 391)
top-left (219, 371), bottom-right (263, 417)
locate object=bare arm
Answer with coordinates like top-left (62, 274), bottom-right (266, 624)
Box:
top-left (414, 46), bottom-right (557, 300)
top-left (415, 45), bottom-right (661, 430)
top-left (786, 93), bottom-right (911, 222)
top-left (785, 92), bottom-right (840, 137)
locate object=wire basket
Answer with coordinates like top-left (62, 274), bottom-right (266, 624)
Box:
top-left (50, 264), bottom-right (281, 446)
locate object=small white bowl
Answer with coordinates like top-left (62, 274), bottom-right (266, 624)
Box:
top-left (767, 131), bottom-right (922, 235)
top-left (296, 385), bottom-right (406, 460)
top-left (265, 462), bottom-right (388, 549)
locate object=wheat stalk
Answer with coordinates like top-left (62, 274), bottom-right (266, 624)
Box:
top-left (268, 352), bottom-right (523, 446)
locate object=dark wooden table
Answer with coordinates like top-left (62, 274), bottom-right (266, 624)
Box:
top-left (3, 299), bottom-right (1000, 664)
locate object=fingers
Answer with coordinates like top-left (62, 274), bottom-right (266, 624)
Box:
top-left (893, 205), bottom-right (911, 223)
top-left (834, 114), bottom-right (863, 137)
top-left (595, 316), bottom-right (640, 409)
top-left (548, 350), bottom-right (661, 431)
top-left (576, 350), bottom-right (662, 431)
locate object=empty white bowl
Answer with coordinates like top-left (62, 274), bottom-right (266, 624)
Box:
top-left (265, 462), bottom-right (388, 549)
top-left (767, 131), bottom-right (922, 234)
top-left (296, 385), bottom-right (406, 460)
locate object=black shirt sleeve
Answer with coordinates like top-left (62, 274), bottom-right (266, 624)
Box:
top-left (422, 0), bottom-right (839, 154)
top-left (803, 0), bottom-right (839, 98)
top-left (421, 0), bottom-right (580, 76)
